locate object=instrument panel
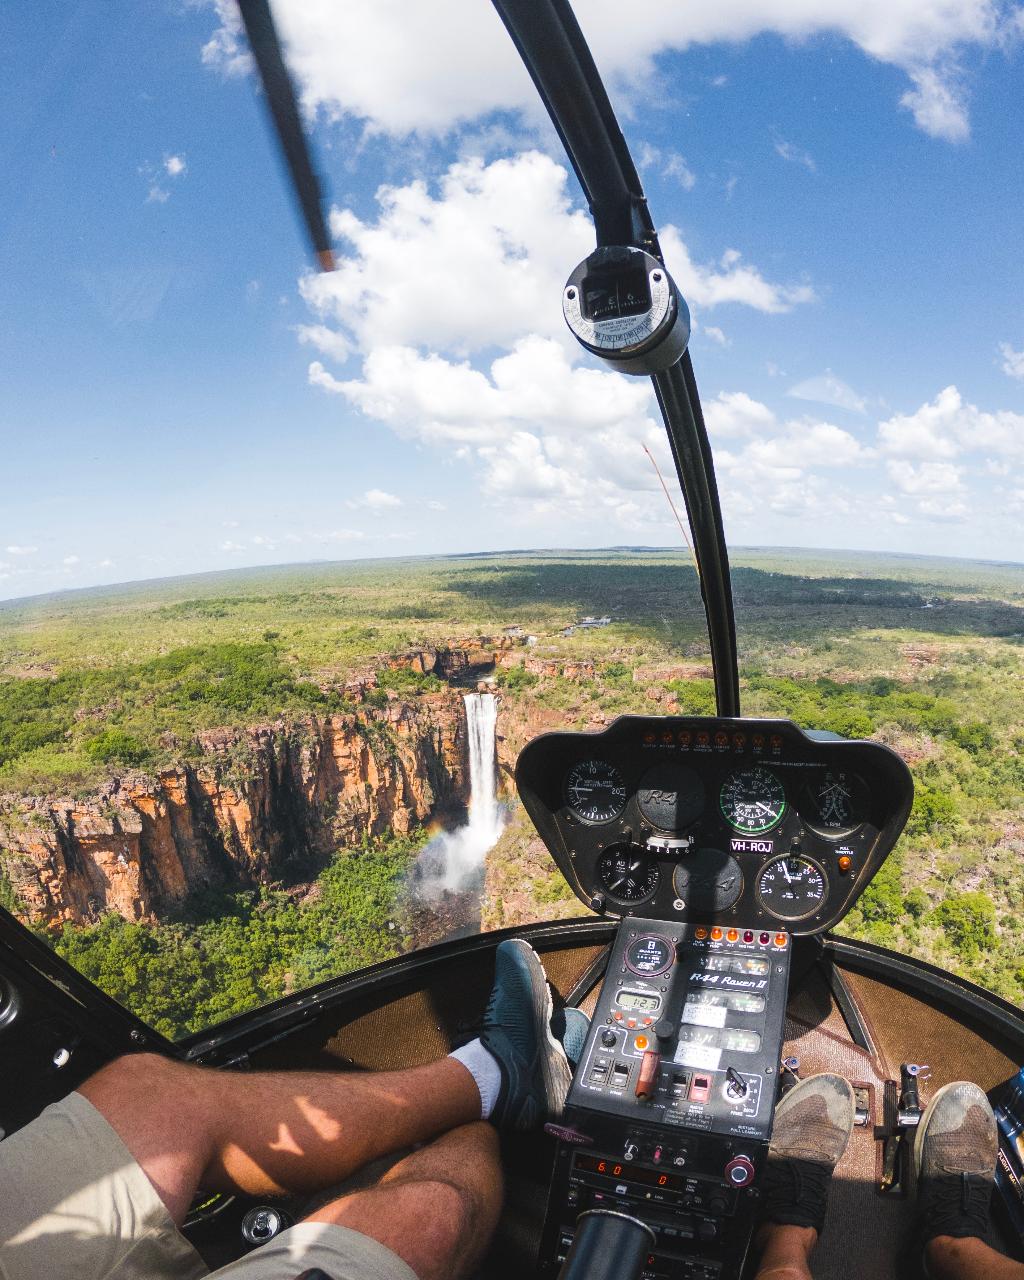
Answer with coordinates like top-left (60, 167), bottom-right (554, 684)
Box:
top-left (516, 716), bottom-right (914, 935)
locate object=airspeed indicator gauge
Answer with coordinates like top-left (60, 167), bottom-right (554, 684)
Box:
top-left (720, 766), bottom-right (787, 835)
top-left (564, 760), bottom-right (627, 824)
top-left (757, 855), bottom-right (828, 921)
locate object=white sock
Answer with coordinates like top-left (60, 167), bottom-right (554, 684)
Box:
top-left (450, 1038), bottom-right (502, 1119)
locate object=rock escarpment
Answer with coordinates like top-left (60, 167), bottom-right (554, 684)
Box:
top-left (0, 694), bottom-right (468, 929)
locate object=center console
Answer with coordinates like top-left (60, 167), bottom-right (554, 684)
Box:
top-left (539, 918), bottom-right (791, 1279)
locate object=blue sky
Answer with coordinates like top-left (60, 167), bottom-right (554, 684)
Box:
top-left (2, 0), bottom-right (1023, 601)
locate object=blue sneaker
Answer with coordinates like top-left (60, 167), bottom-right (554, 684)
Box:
top-left (481, 939), bottom-right (573, 1131)
top-left (551, 1006), bottom-right (591, 1069)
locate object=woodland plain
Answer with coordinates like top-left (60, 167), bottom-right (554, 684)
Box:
top-left (1, 547), bottom-right (1022, 1037)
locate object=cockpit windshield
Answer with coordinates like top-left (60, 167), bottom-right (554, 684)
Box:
top-left (1, 1), bottom-right (1022, 1043)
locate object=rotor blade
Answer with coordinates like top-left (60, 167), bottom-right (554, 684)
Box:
top-left (237, 0), bottom-right (335, 271)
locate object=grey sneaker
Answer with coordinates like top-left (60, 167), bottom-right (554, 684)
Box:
top-left (481, 939), bottom-right (573, 1132)
top-left (915, 1081), bottom-right (996, 1249)
top-left (551, 1006), bottom-right (591, 1069)
top-left (761, 1073), bottom-right (855, 1234)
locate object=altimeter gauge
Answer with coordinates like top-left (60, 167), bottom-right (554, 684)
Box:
top-left (801, 770), bottom-right (869, 838)
top-left (564, 759), bottom-right (627, 823)
top-left (720, 766), bottom-right (787, 835)
top-left (597, 846), bottom-right (660, 905)
top-left (756, 855), bottom-right (828, 921)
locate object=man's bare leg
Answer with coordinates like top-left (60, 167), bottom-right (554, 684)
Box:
top-left (926, 1236), bottom-right (1024, 1280)
top-left (79, 1051), bottom-right (483, 1225)
top-left (753, 1223), bottom-right (816, 1280)
top-left (304, 1121), bottom-right (503, 1280)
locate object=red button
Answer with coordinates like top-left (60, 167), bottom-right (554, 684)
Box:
top-left (743, 930), bottom-right (754, 943)
top-left (759, 932), bottom-right (771, 945)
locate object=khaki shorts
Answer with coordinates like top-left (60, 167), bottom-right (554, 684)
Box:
top-left (0, 1092), bottom-right (418, 1280)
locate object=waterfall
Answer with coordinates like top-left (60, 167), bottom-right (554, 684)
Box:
top-left (411, 691), bottom-right (505, 897)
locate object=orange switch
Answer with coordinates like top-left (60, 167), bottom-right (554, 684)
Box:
top-left (774, 933), bottom-right (788, 947)
top-left (635, 1034), bottom-right (649, 1051)
top-left (838, 855), bottom-right (853, 874)
top-left (711, 927), bottom-right (723, 941)
top-left (727, 929), bottom-right (739, 942)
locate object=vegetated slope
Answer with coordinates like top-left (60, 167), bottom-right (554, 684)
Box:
top-left (2, 548), bottom-right (1023, 1027)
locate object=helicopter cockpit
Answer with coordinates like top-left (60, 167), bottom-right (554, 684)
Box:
top-left (3, 2), bottom-right (1024, 1280)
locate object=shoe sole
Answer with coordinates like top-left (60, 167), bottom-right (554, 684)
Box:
top-left (508, 939), bottom-right (573, 1118)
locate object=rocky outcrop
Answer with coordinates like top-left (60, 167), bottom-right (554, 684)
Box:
top-left (0, 694), bottom-right (468, 930)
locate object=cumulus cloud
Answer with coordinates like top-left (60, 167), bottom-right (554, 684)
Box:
top-left (349, 488), bottom-right (403, 511)
top-left (164, 154), bottom-right (187, 177)
top-left (878, 385), bottom-right (1023, 458)
top-left (5, 545), bottom-right (37, 556)
top-left (703, 326), bottom-right (730, 347)
top-left (201, 0), bottom-right (1007, 141)
top-left (999, 342), bottom-right (1024, 379)
top-left (219, 539), bottom-right (245, 552)
top-left (787, 371), bottom-right (867, 413)
top-left (62, 555), bottom-right (80, 566)
top-left (638, 143), bottom-right (697, 190)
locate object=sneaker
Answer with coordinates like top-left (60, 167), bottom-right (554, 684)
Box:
top-left (915, 1081), bottom-right (996, 1255)
top-left (551, 1006), bottom-right (591, 1069)
top-left (761, 1073), bottom-right (855, 1235)
top-left (481, 939), bottom-right (573, 1132)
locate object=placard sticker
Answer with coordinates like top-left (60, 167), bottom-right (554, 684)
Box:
top-left (674, 1044), bottom-right (722, 1071)
top-left (682, 1002), bottom-right (728, 1028)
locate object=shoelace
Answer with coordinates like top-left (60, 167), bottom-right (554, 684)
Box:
top-left (921, 1171), bottom-right (992, 1241)
top-left (762, 1158), bottom-right (834, 1234)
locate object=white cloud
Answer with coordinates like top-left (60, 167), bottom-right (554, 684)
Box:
top-left (164, 154), bottom-right (187, 177)
top-left (5, 545), bottom-right (38, 556)
top-left (638, 143), bottom-right (696, 190)
top-left (878, 385), bottom-right (1023, 458)
top-left (999, 342), bottom-right (1024, 379)
top-left (301, 155), bottom-right (814, 370)
top-left (427, 500), bottom-right (447, 511)
top-left (788, 371), bottom-right (867, 413)
top-left (202, 0), bottom-right (1005, 140)
top-left (146, 185), bottom-right (169, 205)
top-left (219, 539), bottom-right (245, 552)
top-left (349, 488), bottom-right (403, 511)
top-left (62, 555), bottom-right (80, 566)
top-left (899, 66), bottom-right (970, 142)
top-left (773, 134), bottom-right (816, 171)
top-left (704, 391), bottom-right (777, 437)
top-left (98, 558), bottom-right (114, 568)
top-left (703, 326), bottom-right (730, 347)
top-left (886, 459), bottom-right (964, 494)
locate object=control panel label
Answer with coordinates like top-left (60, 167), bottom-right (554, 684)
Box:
top-left (730, 837), bottom-right (774, 854)
top-left (674, 1043), bottom-right (722, 1070)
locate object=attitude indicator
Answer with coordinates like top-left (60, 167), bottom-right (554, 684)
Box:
top-left (564, 759), bottom-right (627, 823)
top-left (720, 766), bottom-right (787, 835)
top-left (597, 846), bottom-right (660, 904)
top-left (757, 855), bottom-right (828, 921)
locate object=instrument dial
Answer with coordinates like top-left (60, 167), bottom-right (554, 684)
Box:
top-left (597, 846), bottom-right (660, 905)
top-left (624, 933), bottom-right (675, 977)
top-left (802, 770), bottom-right (868, 838)
top-left (756, 855), bottom-right (828, 921)
top-left (720, 766), bottom-right (787, 835)
top-left (564, 759), bottom-right (627, 823)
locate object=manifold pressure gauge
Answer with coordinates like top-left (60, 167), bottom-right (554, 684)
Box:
top-left (563, 246), bottom-right (691, 375)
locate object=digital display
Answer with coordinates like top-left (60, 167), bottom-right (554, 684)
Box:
top-left (678, 1026), bottom-right (761, 1053)
top-left (581, 267), bottom-right (652, 322)
top-left (685, 990), bottom-right (766, 1014)
top-left (575, 1153), bottom-right (686, 1192)
top-left (616, 990), bottom-right (661, 1012)
top-left (703, 954), bottom-right (770, 976)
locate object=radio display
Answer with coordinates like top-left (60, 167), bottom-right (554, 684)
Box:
top-left (574, 1153), bottom-right (687, 1191)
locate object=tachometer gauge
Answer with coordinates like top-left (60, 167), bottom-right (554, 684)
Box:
top-left (597, 846), bottom-right (660, 905)
top-left (720, 766), bottom-right (787, 834)
top-left (801, 770), bottom-right (868, 838)
top-left (756, 855), bottom-right (828, 921)
top-left (564, 759), bottom-right (627, 823)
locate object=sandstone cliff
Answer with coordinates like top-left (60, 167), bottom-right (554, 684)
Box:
top-left (0, 693), bottom-right (468, 930)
